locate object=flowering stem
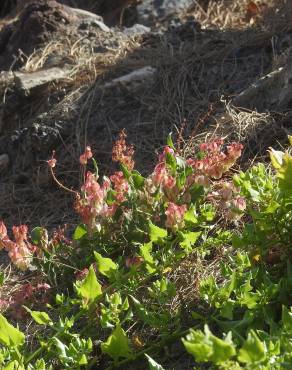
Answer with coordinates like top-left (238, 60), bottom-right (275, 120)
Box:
top-left (50, 167), bottom-right (78, 195)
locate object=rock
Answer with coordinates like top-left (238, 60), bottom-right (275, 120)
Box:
top-left (14, 67), bottom-right (71, 96)
top-left (0, 0), bottom-right (110, 70)
top-left (78, 19), bottom-right (110, 32)
top-left (123, 24), bottom-right (151, 36)
top-left (103, 66), bottom-right (157, 91)
top-left (137, 0), bottom-right (195, 24)
top-left (0, 0), bottom-right (78, 70)
top-left (233, 55), bottom-right (292, 111)
top-left (0, 154), bottom-right (9, 173)
top-left (70, 8), bottom-right (110, 32)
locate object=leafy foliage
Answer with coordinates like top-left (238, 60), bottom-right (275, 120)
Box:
top-left (0, 134), bottom-right (291, 369)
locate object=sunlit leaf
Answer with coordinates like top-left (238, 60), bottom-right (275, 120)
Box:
top-left (132, 171), bottom-right (145, 189)
top-left (166, 132), bottom-right (175, 150)
top-left (238, 330), bottom-right (266, 363)
top-left (94, 252), bottom-right (118, 279)
top-left (282, 305), bottom-right (292, 333)
top-left (140, 242), bottom-right (156, 273)
top-left (269, 148), bottom-right (284, 170)
top-left (101, 324), bottom-right (132, 361)
top-left (31, 227), bottom-right (48, 246)
top-left (0, 314), bottom-right (25, 347)
top-left (24, 307), bottom-right (52, 326)
top-left (75, 265), bottom-right (102, 302)
top-left (145, 354), bottom-right (166, 370)
top-left (179, 231), bottom-right (201, 252)
top-left (149, 222), bottom-right (167, 242)
top-left (73, 224), bottom-right (87, 240)
top-left (183, 325), bottom-right (236, 364)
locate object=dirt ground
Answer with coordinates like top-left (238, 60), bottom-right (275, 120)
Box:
top-left (0, 0), bottom-right (291, 232)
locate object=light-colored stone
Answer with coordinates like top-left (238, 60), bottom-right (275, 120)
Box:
top-left (14, 67), bottom-right (71, 95)
top-left (0, 154), bottom-right (9, 172)
top-left (103, 66), bottom-right (157, 90)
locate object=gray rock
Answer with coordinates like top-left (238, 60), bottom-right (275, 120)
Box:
top-left (137, 0), bottom-right (195, 24)
top-left (0, 154), bottom-right (9, 173)
top-left (123, 24), bottom-right (151, 37)
top-left (14, 67), bottom-right (71, 96)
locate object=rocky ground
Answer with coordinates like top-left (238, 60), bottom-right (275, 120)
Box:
top-left (0, 0), bottom-right (292, 230)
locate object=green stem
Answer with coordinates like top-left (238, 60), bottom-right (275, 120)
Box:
top-left (25, 345), bottom-right (44, 364)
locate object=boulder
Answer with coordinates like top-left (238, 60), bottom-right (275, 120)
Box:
top-left (137, 0), bottom-right (195, 24)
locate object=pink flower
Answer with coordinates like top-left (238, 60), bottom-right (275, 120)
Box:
top-left (81, 172), bottom-right (105, 208)
top-left (75, 268), bottom-right (89, 281)
top-left (0, 221), bottom-right (8, 250)
top-left (110, 171), bottom-right (129, 203)
top-left (79, 146), bottom-right (93, 165)
top-left (220, 182), bottom-right (235, 201)
top-left (165, 202), bottom-right (187, 230)
top-left (8, 244), bottom-right (32, 271)
top-left (12, 225), bottom-right (28, 245)
top-left (152, 163), bottom-right (175, 189)
top-left (158, 146), bottom-right (175, 162)
top-left (226, 196), bottom-right (246, 221)
top-left (200, 139), bottom-right (223, 153)
top-left (188, 140), bottom-right (243, 180)
top-left (112, 130), bottom-right (135, 171)
top-left (0, 222), bottom-right (35, 270)
top-left (47, 151), bottom-right (57, 168)
top-left (232, 196), bottom-right (246, 212)
top-left (0, 299), bottom-right (9, 311)
top-left (125, 256), bottom-right (143, 268)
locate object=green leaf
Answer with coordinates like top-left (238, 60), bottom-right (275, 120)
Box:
top-left (0, 313), bottom-right (25, 347)
top-left (52, 337), bottom-right (68, 358)
top-left (101, 324), bottom-right (132, 362)
top-left (92, 158), bottom-right (99, 177)
top-left (277, 153), bottom-right (292, 193)
top-left (75, 265), bottom-right (102, 302)
top-left (166, 152), bottom-right (176, 172)
top-left (263, 200), bottom-right (280, 214)
top-left (166, 133), bottom-right (175, 150)
top-left (179, 231), bottom-right (201, 252)
top-left (183, 325), bottom-right (236, 365)
top-left (145, 354), bottom-right (166, 370)
top-left (220, 300), bottom-right (234, 320)
top-left (78, 354), bottom-right (88, 365)
top-left (132, 171), bottom-right (145, 189)
top-left (238, 330), bottom-right (266, 363)
top-left (269, 148), bottom-right (284, 169)
top-left (149, 222), bottom-right (167, 243)
top-left (121, 164), bottom-right (131, 180)
top-left (184, 207), bottom-right (198, 225)
top-left (106, 189), bottom-right (117, 206)
top-left (183, 329), bottom-right (212, 363)
top-left (31, 227), bottom-right (48, 245)
top-left (282, 306), bottom-right (292, 333)
top-left (0, 271), bottom-right (5, 285)
top-left (94, 252), bottom-right (118, 279)
top-left (3, 361), bottom-right (24, 370)
top-left (140, 242), bottom-right (156, 273)
top-left (24, 307), bottom-right (52, 326)
top-left (289, 135), bottom-right (292, 146)
top-left (73, 224), bottom-right (87, 240)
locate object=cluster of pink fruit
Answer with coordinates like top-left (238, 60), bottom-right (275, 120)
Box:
top-left (0, 131), bottom-right (245, 271)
